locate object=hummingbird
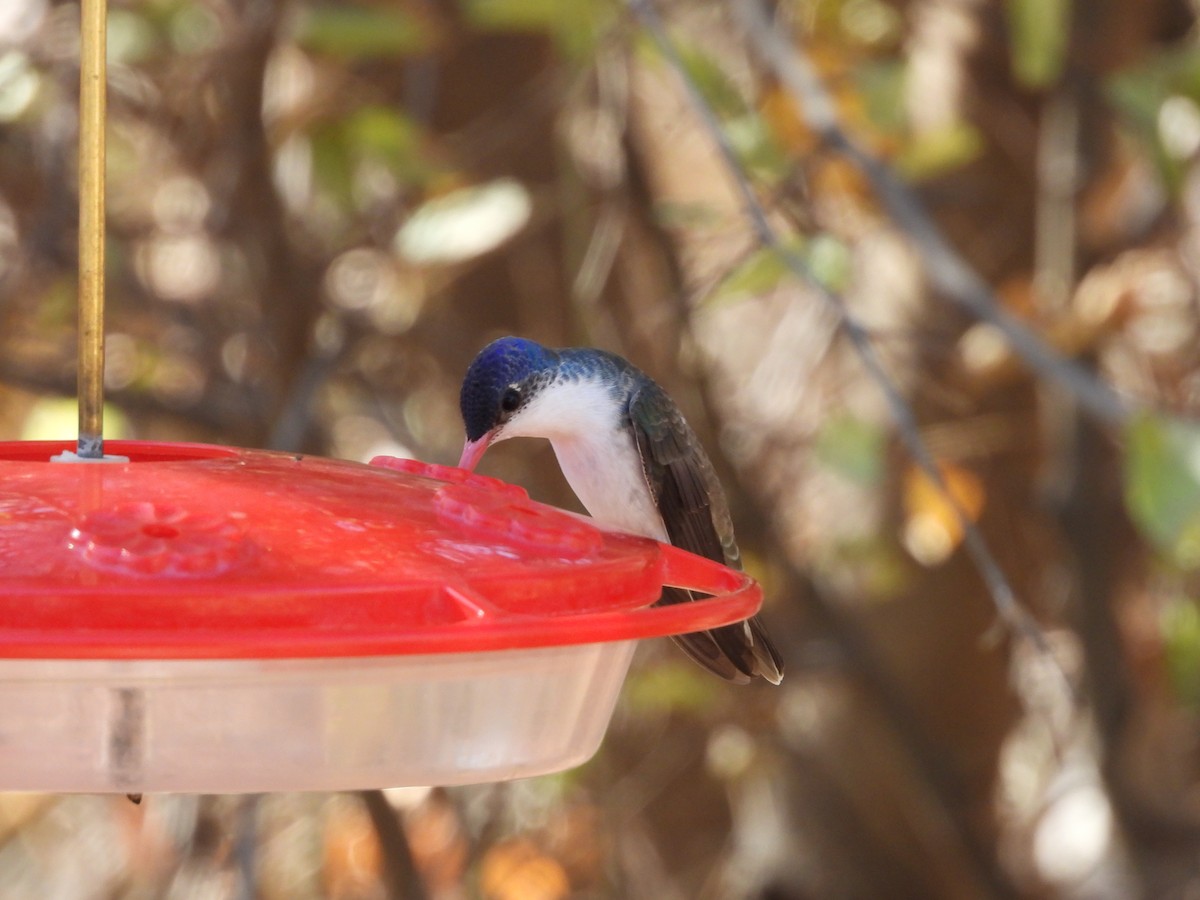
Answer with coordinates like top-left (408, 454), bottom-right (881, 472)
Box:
top-left (458, 336), bottom-right (784, 685)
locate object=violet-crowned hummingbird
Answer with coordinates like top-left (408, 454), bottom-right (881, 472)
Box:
top-left (458, 337), bottom-right (784, 685)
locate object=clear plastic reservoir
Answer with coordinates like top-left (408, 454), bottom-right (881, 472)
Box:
top-left (0, 442), bottom-right (761, 792)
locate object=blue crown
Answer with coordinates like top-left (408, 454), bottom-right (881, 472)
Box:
top-left (460, 337), bottom-right (559, 441)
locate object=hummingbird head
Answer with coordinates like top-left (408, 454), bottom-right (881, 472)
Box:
top-left (458, 337), bottom-right (560, 469)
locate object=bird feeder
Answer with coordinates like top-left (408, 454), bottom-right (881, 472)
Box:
top-left (0, 1), bottom-right (764, 793)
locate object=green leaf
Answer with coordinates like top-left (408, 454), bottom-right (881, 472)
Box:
top-left (1163, 598), bottom-right (1200, 708)
top-left (725, 113), bottom-right (791, 186)
top-left (857, 60), bottom-right (907, 134)
top-left (344, 106), bottom-right (437, 182)
top-left (1124, 414), bottom-right (1200, 569)
top-left (710, 235), bottom-right (851, 304)
top-left (1006, 0), bottom-right (1069, 88)
top-left (640, 36), bottom-right (789, 184)
top-left (346, 107), bottom-right (418, 158)
top-left (310, 126), bottom-right (356, 208)
top-left (463, 0), bottom-right (568, 29)
top-left (711, 246), bottom-right (789, 303)
top-left (839, 0), bottom-right (902, 47)
top-left (1106, 48), bottom-right (1200, 194)
top-left (623, 660), bottom-right (720, 716)
top-left (669, 40), bottom-right (749, 119)
top-left (806, 233), bottom-right (853, 293)
top-left (652, 201), bottom-right (726, 231)
top-left (168, 3), bottom-right (221, 54)
top-left (814, 414), bottom-right (886, 485)
top-left (818, 536), bottom-right (912, 603)
top-left (310, 107), bottom-right (438, 211)
top-left (296, 6), bottom-right (426, 59)
top-left (107, 9), bottom-right (161, 65)
top-left (463, 0), bottom-right (615, 58)
top-left (0, 51), bottom-right (40, 123)
top-left (897, 122), bottom-right (984, 180)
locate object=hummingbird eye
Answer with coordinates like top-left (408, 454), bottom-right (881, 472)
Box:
top-left (499, 386), bottom-right (521, 414)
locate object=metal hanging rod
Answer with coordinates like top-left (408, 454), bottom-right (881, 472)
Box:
top-left (77, 0), bottom-right (107, 459)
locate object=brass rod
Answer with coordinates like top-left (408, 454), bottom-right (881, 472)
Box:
top-left (77, 0), bottom-right (106, 458)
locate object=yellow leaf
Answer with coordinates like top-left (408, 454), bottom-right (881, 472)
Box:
top-left (481, 839), bottom-right (570, 900)
top-left (902, 462), bottom-right (986, 565)
top-left (760, 86), bottom-right (818, 155)
top-left (322, 805), bottom-right (382, 899)
top-left (810, 156), bottom-right (872, 205)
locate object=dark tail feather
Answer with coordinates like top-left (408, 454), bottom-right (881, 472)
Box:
top-left (659, 587), bottom-right (784, 684)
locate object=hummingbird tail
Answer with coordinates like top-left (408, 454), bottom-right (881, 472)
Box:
top-left (724, 614), bottom-right (785, 685)
top-left (660, 588), bottom-right (784, 684)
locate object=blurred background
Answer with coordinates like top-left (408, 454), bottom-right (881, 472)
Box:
top-left (1, 0), bottom-right (1199, 897)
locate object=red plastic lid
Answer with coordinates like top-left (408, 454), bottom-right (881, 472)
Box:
top-left (0, 441), bottom-right (761, 659)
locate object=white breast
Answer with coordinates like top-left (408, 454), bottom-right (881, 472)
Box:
top-left (501, 378), bottom-right (668, 542)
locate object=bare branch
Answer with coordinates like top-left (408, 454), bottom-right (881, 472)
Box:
top-left (628, 0), bottom-right (1068, 678)
top-left (732, 0), bottom-right (1130, 427)
top-left (358, 789), bottom-right (428, 900)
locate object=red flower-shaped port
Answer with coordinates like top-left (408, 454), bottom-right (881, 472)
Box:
top-left (68, 501), bottom-right (254, 576)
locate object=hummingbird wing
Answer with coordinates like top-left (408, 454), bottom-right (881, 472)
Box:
top-left (626, 382), bottom-right (738, 566)
top-left (627, 382), bottom-right (784, 684)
